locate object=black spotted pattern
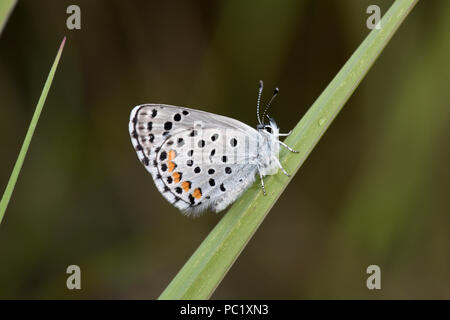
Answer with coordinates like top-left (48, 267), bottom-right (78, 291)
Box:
top-left (164, 121), bottom-right (172, 130)
top-left (225, 167), bottom-right (232, 174)
top-left (230, 138), bottom-right (237, 147)
top-left (174, 113), bottom-right (181, 121)
top-left (209, 179), bottom-right (215, 186)
top-left (220, 183), bottom-right (226, 192)
top-left (194, 167), bottom-right (201, 173)
top-left (208, 169), bottom-right (215, 175)
top-left (159, 151), bottom-right (167, 161)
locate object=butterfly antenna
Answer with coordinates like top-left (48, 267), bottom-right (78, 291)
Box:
top-left (262, 87), bottom-right (279, 123)
top-left (256, 80), bottom-right (264, 125)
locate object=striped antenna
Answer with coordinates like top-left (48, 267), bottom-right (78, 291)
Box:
top-left (256, 80), bottom-right (264, 125)
top-left (262, 87), bottom-right (279, 122)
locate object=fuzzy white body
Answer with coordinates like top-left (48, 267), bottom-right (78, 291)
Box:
top-left (129, 104), bottom-right (282, 215)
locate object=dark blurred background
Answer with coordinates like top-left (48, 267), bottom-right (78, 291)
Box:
top-left (0, 0), bottom-right (449, 299)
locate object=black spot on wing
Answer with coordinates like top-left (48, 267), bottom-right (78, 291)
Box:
top-left (164, 121), bottom-right (172, 130)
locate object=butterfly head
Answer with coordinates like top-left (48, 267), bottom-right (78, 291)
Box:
top-left (257, 116), bottom-right (280, 136)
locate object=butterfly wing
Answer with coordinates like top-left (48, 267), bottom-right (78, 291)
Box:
top-left (129, 104), bottom-right (260, 214)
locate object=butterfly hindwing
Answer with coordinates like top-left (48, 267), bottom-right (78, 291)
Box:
top-left (157, 127), bottom-right (259, 214)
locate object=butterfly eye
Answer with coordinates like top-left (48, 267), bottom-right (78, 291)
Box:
top-left (265, 126), bottom-right (273, 134)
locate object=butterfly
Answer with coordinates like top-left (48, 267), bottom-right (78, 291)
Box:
top-left (129, 81), bottom-right (297, 216)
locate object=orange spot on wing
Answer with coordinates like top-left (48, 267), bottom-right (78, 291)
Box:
top-left (173, 172), bottom-right (181, 183)
top-left (168, 160), bottom-right (176, 172)
top-left (193, 188), bottom-right (202, 199)
top-left (168, 150), bottom-right (176, 161)
top-left (182, 181), bottom-right (191, 192)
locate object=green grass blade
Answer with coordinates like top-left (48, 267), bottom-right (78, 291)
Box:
top-left (0, 37), bottom-right (66, 224)
top-left (0, 0), bottom-right (17, 35)
top-left (158, 0), bottom-right (418, 300)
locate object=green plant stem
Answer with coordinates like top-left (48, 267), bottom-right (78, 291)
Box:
top-left (0, 37), bottom-right (66, 224)
top-left (158, 0), bottom-right (417, 299)
top-left (0, 0), bottom-right (17, 35)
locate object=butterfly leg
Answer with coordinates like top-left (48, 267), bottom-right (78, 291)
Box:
top-left (278, 130), bottom-right (292, 136)
top-left (258, 169), bottom-right (267, 195)
top-left (278, 140), bottom-right (298, 153)
top-left (274, 158), bottom-right (291, 177)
